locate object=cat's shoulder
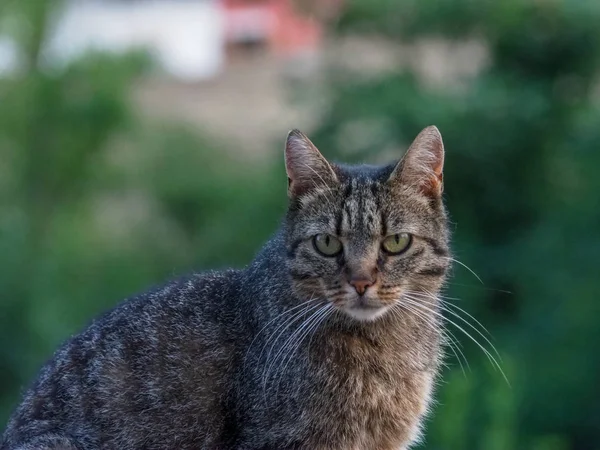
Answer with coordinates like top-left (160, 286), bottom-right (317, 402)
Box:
top-left (85, 269), bottom-right (243, 333)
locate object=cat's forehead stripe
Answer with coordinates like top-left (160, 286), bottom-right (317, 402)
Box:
top-left (340, 178), bottom-right (382, 238)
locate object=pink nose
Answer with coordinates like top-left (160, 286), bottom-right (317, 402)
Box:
top-left (349, 277), bottom-right (375, 296)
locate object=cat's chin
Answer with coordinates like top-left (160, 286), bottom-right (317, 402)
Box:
top-left (343, 305), bottom-right (390, 322)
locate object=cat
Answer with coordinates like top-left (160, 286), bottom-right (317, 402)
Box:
top-left (1, 125), bottom-right (450, 450)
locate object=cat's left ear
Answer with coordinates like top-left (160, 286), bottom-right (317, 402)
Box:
top-left (388, 126), bottom-right (444, 198)
top-left (285, 129), bottom-right (338, 198)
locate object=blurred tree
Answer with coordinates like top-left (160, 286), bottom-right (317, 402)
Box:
top-left (312, 0), bottom-right (600, 448)
top-left (0, 0), bottom-right (147, 420)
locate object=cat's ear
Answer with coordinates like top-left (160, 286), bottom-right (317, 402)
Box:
top-left (388, 126), bottom-right (444, 198)
top-left (285, 129), bottom-right (338, 198)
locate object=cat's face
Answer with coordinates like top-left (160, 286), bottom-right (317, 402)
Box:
top-left (284, 127), bottom-right (450, 322)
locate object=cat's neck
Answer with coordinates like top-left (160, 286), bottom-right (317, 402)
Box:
top-left (247, 230), bottom-right (287, 282)
top-left (243, 229), bottom-right (293, 300)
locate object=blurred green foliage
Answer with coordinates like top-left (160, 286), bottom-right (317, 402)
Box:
top-left (1, 1), bottom-right (599, 449)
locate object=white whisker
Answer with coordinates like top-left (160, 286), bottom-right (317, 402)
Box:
top-left (259, 301), bottom-right (322, 394)
top-left (245, 297), bottom-right (320, 366)
top-left (273, 304), bottom-right (333, 398)
top-left (444, 257), bottom-right (484, 284)
top-left (392, 303), bottom-right (468, 375)
top-left (409, 289), bottom-right (493, 338)
top-left (262, 302), bottom-right (326, 396)
top-left (407, 293), bottom-right (499, 359)
top-left (401, 294), bottom-right (509, 385)
top-left (445, 282), bottom-right (513, 294)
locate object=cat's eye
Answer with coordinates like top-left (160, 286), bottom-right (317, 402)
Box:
top-left (382, 233), bottom-right (412, 255)
top-left (313, 234), bottom-right (343, 257)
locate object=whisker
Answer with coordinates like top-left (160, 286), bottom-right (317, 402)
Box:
top-left (438, 326), bottom-right (470, 376)
top-left (272, 304), bottom-right (327, 373)
top-left (306, 305), bottom-right (333, 352)
top-left (440, 301), bottom-right (493, 339)
top-left (445, 334), bottom-right (469, 376)
top-left (273, 304), bottom-right (333, 397)
top-left (393, 302), bottom-right (440, 331)
top-left (262, 302), bottom-right (326, 395)
top-left (259, 301), bottom-right (322, 392)
top-left (443, 257), bottom-right (484, 284)
top-left (245, 297), bottom-right (320, 366)
top-left (445, 281), bottom-right (513, 294)
top-left (409, 291), bottom-right (498, 350)
top-left (401, 295), bottom-right (509, 385)
top-left (391, 303), bottom-right (467, 374)
top-left (408, 289), bottom-right (493, 338)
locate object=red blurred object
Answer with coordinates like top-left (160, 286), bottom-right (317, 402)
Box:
top-left (220, 0), bottom-right (342, 56)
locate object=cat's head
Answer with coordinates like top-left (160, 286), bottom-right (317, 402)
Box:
top-left (284, 126), bottom-right (450, 322)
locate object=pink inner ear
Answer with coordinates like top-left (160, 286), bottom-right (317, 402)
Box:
top-left (419, 152), bottom-right (444, 196)
top-left (429, 153), bottom-right (444, 193)
top-left (432, 155), bottom-right (444, 179)
top-left (424, 172), bottom-right (443, 196)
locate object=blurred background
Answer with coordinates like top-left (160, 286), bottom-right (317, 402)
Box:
top-left (1, 0), bottom-right (599, 448)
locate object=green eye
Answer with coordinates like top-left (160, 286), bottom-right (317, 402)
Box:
top-left (313, 234), bottom-right (343, 257)
top-left (382, 233), bottom-right (412, 255)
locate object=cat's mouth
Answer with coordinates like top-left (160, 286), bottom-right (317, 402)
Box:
top-left (342, 295), bottom-right (390, 322)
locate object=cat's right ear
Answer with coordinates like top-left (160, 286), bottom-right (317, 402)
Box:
top-left (388, 125), bottom-right (445, 198)
top-left (285, 129), bottom-right (337, 198)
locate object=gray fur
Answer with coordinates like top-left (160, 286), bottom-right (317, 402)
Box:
top-left (1, 126), bottom-right (451, 450)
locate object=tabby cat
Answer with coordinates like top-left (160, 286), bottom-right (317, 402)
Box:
top-left (1, 126), bottom-right (450, 450)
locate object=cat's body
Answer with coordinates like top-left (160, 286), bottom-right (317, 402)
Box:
top-left (2, 127), bottom-right (450, 450)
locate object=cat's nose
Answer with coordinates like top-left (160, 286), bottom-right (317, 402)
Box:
top-left (348, 276), bottom-right (376, 296)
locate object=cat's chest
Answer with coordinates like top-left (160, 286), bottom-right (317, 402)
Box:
top-left (301, 337), bottom-right (434, 450)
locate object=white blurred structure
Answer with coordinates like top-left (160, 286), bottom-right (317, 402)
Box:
top-left (48, 0), bottom-right (225, 80)
top-left (1, 0), bottom-right (225, 80)
top-left (0, 37), bottom-right (19, 74)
